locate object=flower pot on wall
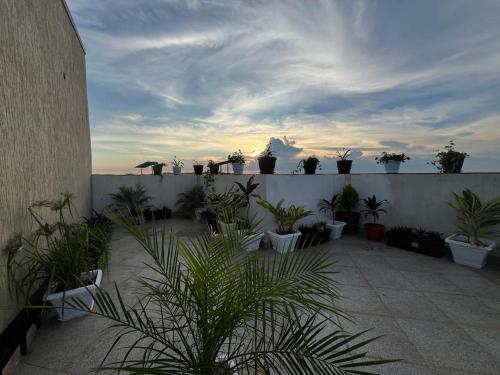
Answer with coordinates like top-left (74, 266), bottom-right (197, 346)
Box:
top-left (445, 234), bottom-right (496, 269)
top-left (443, 157), bottom-right (465, 173)
top-left (173, 166), bottom-right (182, 175)
top-left (365, 224), bottom-right (385, 242)
top-left (326, 220), bottom-right (347, 240)
top-left (267, 231), bottom-right (301, 253)
top-left (152, 164), bottom-right (164, 175)
top-left (336, 160), bottom-right (352, 174)
top-left (258, 157), bottom-right (277, 174)
top-left (232, 163), bottom-right (245, 175)
top-left (209, 165), bottom-right (219, 175)
top-left (193, 165), bottom-right (204, 175)
top-left (384, 160), bottom-right (401, 174)
top-left (46, 270), bottom-right (102, 321)
top-left (304, 165), bottom-right (317, 174)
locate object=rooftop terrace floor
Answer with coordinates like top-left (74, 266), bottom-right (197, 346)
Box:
top-left (14, 219), bottom-right (500, 375)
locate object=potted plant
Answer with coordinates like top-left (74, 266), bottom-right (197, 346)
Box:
top-left (361, 195), bottom-right (388, 242)
top-left (193, 160), bottom-right (204, 175)
top-left (335, 148), bottom-right (353, 174)
top-left (375, 152), bottom-right (410, 173)
top-left (228, 150), bottom-right (246, 175)
top-left (176, 185), bottom-right (206, 218)
top-left (386, 226), bottom-right (445, 257)
top-left (318, 194), bottom-right (346, 239)
top-left (109, 184), bottom-right (152, 219)
top-left (335, 184), bottom-right (360, 233)
top-left (430, 140), bottom-right (469, 173)
top-left (207, 160), bottom-right (219, 175)
top-left (257, 199), bottom-right (312, 253)
top-left (445, 189), bottom-right (500, 268)
top-left (234, 176), bottom-right (264, 251)
top-left (297, 222), bottom-right (331, 247)
top-left (257, 141), bottom-right (277, 174)
top-left (294, 156), bottom-right (321, 174)
top-left (209, 187), bottom-right (245, 234)
top-left (153, 206), bottom-right (172, 220)
top-left (151, 162), bottom-right (166, 176)
top-left (172, 156), bottom-right (184, 175)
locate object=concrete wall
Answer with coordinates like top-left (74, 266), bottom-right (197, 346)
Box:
top-left (0, 0), bottom-right (91, 332)
top-left (92, 173), bottom-right (500, 241)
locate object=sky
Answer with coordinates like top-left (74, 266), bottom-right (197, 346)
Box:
top-left (67, 0), bottom-right (500, 174)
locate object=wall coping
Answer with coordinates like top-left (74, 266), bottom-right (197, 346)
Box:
top-left (61, 0), bottom-right (85, 54)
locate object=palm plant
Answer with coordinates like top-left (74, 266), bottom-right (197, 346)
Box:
top-left (176, 185), bottom-right (207, 218)
top-left (318, 194), bottom-right (340, 221)
top-left (109, 184), bottom-right (151, 217)
top-left (449, 189), bottom-right (500, 246)
top-left (70, 215), bottom-right (392, 374)
top-left (257, 199), bottom-right (313, 234)
top-left (361, 195), bottom-right (388, 224)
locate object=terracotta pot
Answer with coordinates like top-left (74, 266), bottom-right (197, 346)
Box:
top-left (365, 223), bottom-right (385, 242)
top-left (258, 157), bottom-right (277, 174)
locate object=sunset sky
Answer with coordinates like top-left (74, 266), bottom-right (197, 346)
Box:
top-left (67, 0), bottom-right (500, 174)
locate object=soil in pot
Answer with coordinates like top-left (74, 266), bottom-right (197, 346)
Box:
top-left (193, 165), bottom-right (204, 175)
top-left (365, 223), bottom-right (385, 242)
top-left (336, 160), bottom-right (352, 174)
top-left (335, 211), bottom-right (360, 233)
top-left (258, 156), bottom-right (277, 174)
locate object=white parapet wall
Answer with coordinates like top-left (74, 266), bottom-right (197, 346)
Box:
top-left (92, 173), bottom-right (500, 241)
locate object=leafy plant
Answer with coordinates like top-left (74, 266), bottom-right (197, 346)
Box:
top-left (208, 187), bottom-right (246, 224)
top-left (318, 194), bottom-right (340, 221)
top-left (297, 222), bottom-right (331, 247)
top-left (259, 141), bottom-right (275, 158)
top-left (228, 150), bottom-right (246, 164)
top-left (234, 176), bottom-right (261, 208)
top-left (361, 195), bottom-right (388, 224)
top-left (176, 185), bottom-right (207, 218)
top-left (335, 148), bottom-right (352, 160)
top-left (172, 156), bottom-right (184, 168)
top-left (386, 226), bottom-right (443, 241)
top-left (83, 210), bottom-right (113, 270)
top-left (70, 215), bottom-right (392, 374)
top-left (257, 199), bottom-right (313, 234)
top-left (294, 156), bottom-right (321, 174)
top-left (338, 185), bottom-right (359, 212)
top-left (448, 189), bottom-right (500, 246)
top-left (152, 162), bottom-right (166, 175)
top-left (5, 194), bottom-right (105, 302)
top-left (193, 160), bottom-right (203, 166)
top-left (376, 152), bottom-right (410, 164)
top-left (430, 140), bottom-right (469, 173)
top-left (109, 184), bottom-right (152, 217)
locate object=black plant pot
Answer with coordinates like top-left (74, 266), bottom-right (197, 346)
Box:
top-left (304, 165), bottom-right (317, 175)
top-left (336, 160), bottom-right (352, 174)
top-left (209, 165), bottom-right (219, 175)
top-left (297, 227), bottom-right (331, 247)
top-left (258, 156), bottom-right (277, 174)
top-left (386, 232), bottom-right (445, 257)
top-left (144, 209), bottom-right (153, 222)
top-left (335, 211), bottom-right (360, 234)
top-left (193, 165), bottom-right (204, 175)
top-left (442, 157), bottom-right (465, 174)
top-left (152, 165), bottom-right (163, 175)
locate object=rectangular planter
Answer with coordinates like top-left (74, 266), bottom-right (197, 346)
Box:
top-left (267, 231), bottom-right (301, 254)
top-left (445, 234), bottom-right (496, 269)
top-left (241, 232), bottom-right (264, 251)
top-left (326, 220), bottom-right (346, 240)
top-left (46, 269), bottom-right (102, 321)
top-left (387, 232), bottom-right (444, 258)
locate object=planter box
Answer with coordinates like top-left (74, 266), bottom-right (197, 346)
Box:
top-left (384, 160), bottom-right (400, 173)
top-left (267, 231), bottom-right (301, 254)
top-left (46, 269), bottom-right (102, 321)
top-left (297, 226), bottom-right (331, 247)
top-left (445, 234), bottom-right (496, 269)
top-left (387, 232), bottom-right (444, 258)
top-left (326, 220), bottom-right (346, 240)
top-left (172, 166), bottom-right (182, 175)
top-left (218, 221), bottom-right (237, 235)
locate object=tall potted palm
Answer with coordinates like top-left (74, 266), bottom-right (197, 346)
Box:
top-left (257, 199), bottom-right (312, 253)
top-left (69, 216), bottom-right (391, 374)
top-left (234, 176), bottom-right (264, 251)
top-left (446, 189), bottom-right (500, 268)
top-left (319, 194), bottom-right (346, 239)
top-left (361, 195), bottom-right (388, 242)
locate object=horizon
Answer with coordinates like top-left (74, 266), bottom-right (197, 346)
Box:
top-left (67, 0), bottom-right (500, 175)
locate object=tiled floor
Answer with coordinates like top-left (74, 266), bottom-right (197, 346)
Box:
top-left (14, 221), bottom-right (500, 374)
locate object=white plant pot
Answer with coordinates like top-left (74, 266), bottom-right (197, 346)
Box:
top-left (445, 234), bottom-right (496, 269)
top-left (242, 232), bottom-right (264, 251)
top-left (218, 221), bottom-right (237, 235)
top-left (326, 220), bottom-right (347, 240)
top-left (173, 166), bottom-right (182, 175)
top-left (384, 160), bottom-right (401, 173)
top-left (46, 269), bottom-right (102, 321)
top-left (267, 231), bottom-right (301, 254)
top-left (232, 163), bottom-right (245, 175)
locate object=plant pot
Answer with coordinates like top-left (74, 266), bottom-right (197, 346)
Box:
top-left (258, 156), bottom-right (277, 174)
top-left (442, 156), bottom-right (465, 174)
top-left (46, 270), bottom-right (102, 321)
top-left (152, 164), bottom-right (163, 175)
top-left (335, 211), bottom-right (360, 234)
top-left (218, 221), bottom-right (237, 235)
top-left (144, 209), bottom-right (153, 222)
top-left (365, 223), bottom-right (385, 242)
top-left (153, 207), bottom-right (171, 220)
top-left (336, 160), bottom-right (352, 174)
top-left (303, 165), bottom-right (317, 175)
top-left (241, 232), bottom-right (265, 251)
top-left (445, 234), bottom-right (496, 269)
top-left (384, 160), bottom-right (401, 174)
top-left (386, 231), bottom-right (444, 257)
top-left (209, 165), bottom-right (219, 175)
top-left (326, 220), bottom-right (347, 240)
top-left (173, 166), bottom-right (182, 175)
top-left (193, 165), bottom-right (204, 175)
top-left (267, 231), bottom-right (301, 254)
top-left (297, 226), bottom-right (330, 247)
top-left (232, 163), bottom-right (245, 175)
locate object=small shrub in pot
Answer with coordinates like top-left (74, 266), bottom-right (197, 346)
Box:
top-left (257, 141), bottom-right (277, 174)
top-left (335, 148), bottom-right (353, 174)
top-left (430, 140), bottom-right (469, 173)
top-left (294, 156), bottom-right (321, 174)
top-left (335, 184), bottom-right (360, 233)
top-left (375, 152), bottom-right (410, 173)
top-left (228, 150), bottom-right (246, 175)
top-left (172, 156), bottom-right (184, 175)
top-left (193, 160), bottom-right (204, 175)
top-left (151, 162), bottom-right (166, 176)
top-left (361, 195), bottom-right (388, 242)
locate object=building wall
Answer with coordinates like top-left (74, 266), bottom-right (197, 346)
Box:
top-left (0, 0), bottom-right (91, 333)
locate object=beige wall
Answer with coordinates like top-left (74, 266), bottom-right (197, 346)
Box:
top-left (0, 0), bottom-right (91, 332)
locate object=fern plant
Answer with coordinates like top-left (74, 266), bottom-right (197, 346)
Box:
top-left (257, 199), bottom-right (312, 234)
top-left (449, 189), bottom-right (500, 246)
